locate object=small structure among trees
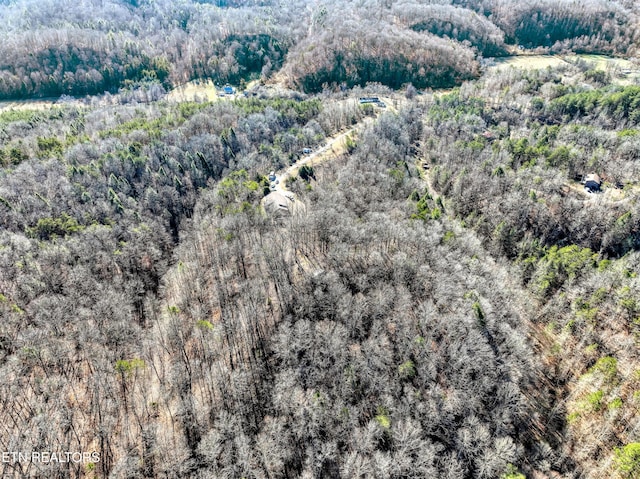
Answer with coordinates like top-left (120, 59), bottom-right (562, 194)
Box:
top-left (263, 191), bottom-right (293, 216)
top-left (583, 173), bottom-right (601, 193)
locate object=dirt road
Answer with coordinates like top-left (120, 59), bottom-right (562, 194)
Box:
top-left (274, 127), bottom-right (358, 195)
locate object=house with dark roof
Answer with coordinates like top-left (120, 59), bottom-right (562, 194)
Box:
top-left (583, 173), bottom-right (601, 193)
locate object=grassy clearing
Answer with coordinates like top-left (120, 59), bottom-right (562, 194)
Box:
top-left (166, 79), bottom-right (259, 103)
top-left (0, 99), bottom-right (61, 114)
top-left (489, 55), bottom-right (569, 70)
top-left (489, 54), bottom-right (636, 72)
top-left (166, 79), bottom-right (223, 103)
top-left (486, 53), bottom-right (640, 86)
top-left (574, 54), bottom-right (635, 72)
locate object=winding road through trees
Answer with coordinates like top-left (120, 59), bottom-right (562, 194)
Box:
top-left (262, 102), bottom-right (395, 214)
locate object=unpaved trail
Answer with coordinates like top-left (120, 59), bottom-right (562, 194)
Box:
top-left (266, 92), bottom-right (415, 208)
top-left (274, 126), bottom-right (360, 195)
top-left (262, 111), bottom-right (381, 214)
top-left (273, 98), bottom-right (401, 196)
top-left (261, 123), bottom-right (366, 215)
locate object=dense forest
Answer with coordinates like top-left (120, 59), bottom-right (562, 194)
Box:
top-left (0, 0), bottom-right (638, 99)
top-left (2, 0), bottom-right (640, 478)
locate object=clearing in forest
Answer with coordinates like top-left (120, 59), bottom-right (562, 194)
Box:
top-left (489, 55), bottom-right (569, 70)
top-left (166, 79), bottom-right (227, 102)
top-left (487, 54), bottom-right (639, 83)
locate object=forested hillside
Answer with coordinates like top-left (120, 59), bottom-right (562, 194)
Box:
top-left (0, 97), bottom-right (557, 478)
top-left (0, 0), bottom-right (638, 99)
top-left (0, 92), bottom-right (368, 477)
top-left (2, 0), bottom-right (640, 478)
top-left (421, 59), bottom-right (640, 478)
top-left (151, 110), bottom-right (551, 478)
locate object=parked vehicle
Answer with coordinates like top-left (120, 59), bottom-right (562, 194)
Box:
top-left (302, 148), bottom-right (312, 154)
top-left (268, 171), bottom-right (276, 182)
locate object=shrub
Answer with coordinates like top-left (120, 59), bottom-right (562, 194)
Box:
top-left (115, 358), bottom-right (146, 376)
top-left (585, 390), bottom-right (604, 412)
top-left (375, 406), bottom-right (391, 430)
top-left (398, 360), bottom-right (416, 379)
top-left (26, 213), bottom-right (84, 240)
top-left (501, 464), bottom-right (526, 479)
top-left (614, 443), bottom-right (640, 478)
top-left (589, 356), bottom-right (618, 383)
